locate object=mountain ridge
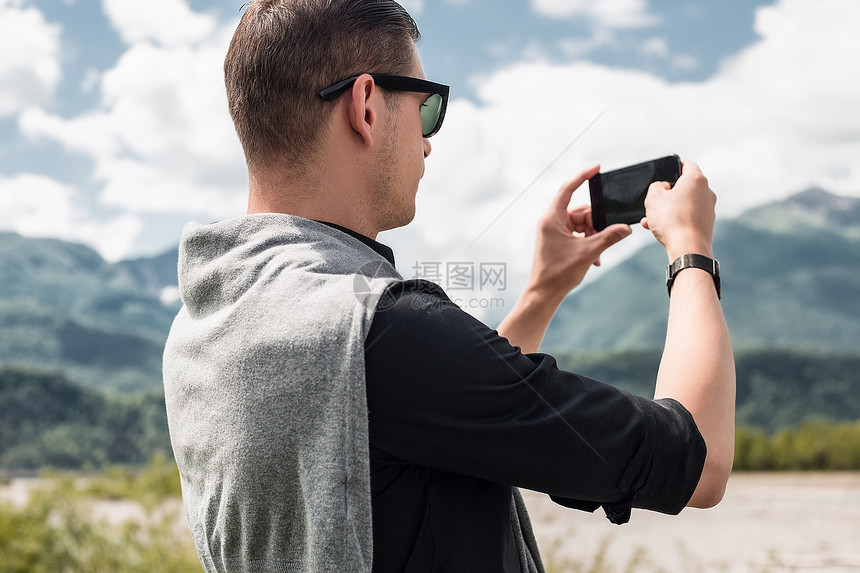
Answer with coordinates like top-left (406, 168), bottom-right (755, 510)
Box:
top-left (738, 188), bottom-right (860, 236)
top-left (0, 234), bottom-right (175, 393)
top-left (1, 188), bottom-right (858, 393)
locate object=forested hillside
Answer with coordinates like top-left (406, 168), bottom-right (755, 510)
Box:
top-left (554, 348), bottom-right (860, 432)
top-left (3, 350), bottom-right (860, 470)
top-left (0, 366), bottom-right (171, 470)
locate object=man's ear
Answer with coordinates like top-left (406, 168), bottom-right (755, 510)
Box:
top-left (348, 74), bottom-right (379, 147)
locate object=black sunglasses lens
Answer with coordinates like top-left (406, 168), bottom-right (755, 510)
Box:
top-left (420, 93), bottom-right (443, 137)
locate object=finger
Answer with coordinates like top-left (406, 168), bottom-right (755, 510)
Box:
top-left (644, 181), bottom-right (670, 213)
top-left (680, 160), bottom-right (702, 178)
top-left (586, 223), bottom-right (632, 256)
top-left (567, 204), bottom-right (593, 234)
top-left (602, 223), bottom-right (633, 241)
top-left (648, 180), bottom-right (671, 195)
top-left (567, 203), bottom-right (591, 219)
top-left (551, 164), bottom-right (599, 215)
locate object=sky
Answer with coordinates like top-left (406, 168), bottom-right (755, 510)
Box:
top-left (1, 0), bottom-right (859, 320)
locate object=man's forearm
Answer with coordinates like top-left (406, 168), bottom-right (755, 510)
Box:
top-left (654, 266), bottom-right (736, 508)
top-left (497, 283), bottom-right (565, 354)
top-left (497, 166), bottom-right (631, 353)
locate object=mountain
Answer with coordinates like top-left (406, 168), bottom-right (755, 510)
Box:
top-left (0, 234), bottom-right (178, 393)
top-left (737, 188), bottom-right (860, 238)
top-left (541, 189), bottom-right (860, 354)
top-left (2, 188), bottom-right (858, 393)
top-left (116, 247), bottom-right (180, 302)
top-left (0, 233), bottom-right (178, 339)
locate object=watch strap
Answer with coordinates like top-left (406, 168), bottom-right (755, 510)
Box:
top-left (666, 254), bottom-right (721, 299)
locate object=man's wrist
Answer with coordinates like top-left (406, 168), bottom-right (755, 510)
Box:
top-left (665, 244), bottom-right (713, 262)
top-left (522, 277), bottom-right (568, 311)
top-left (666, 254), bottom-right (721, 299)
top-left (499, 282), bottom-right (563, 354)
top-left (662, 234), bottom-right (713, 262)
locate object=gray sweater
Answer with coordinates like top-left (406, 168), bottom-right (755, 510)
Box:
top-left (163, 214), bottom-right (543, 572)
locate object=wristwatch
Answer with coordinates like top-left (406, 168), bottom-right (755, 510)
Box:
top-left (666, 254), bottom-right (721, 299)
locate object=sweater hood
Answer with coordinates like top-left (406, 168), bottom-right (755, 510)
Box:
top-left (177, 214), bottom-right (392, 318)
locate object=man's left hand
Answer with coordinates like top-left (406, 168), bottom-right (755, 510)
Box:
top-left (527, 165), bottom-right (632, 303)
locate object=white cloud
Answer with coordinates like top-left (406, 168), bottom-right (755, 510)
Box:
top-left (558, 27), bottom-right (615, 58)
top-left (669, 54), bottom-right (698, 72)
top-left (20, 13), bottom-right (247, 222)
top-left (382, 0), bottom-right (860, 320)
top-left (101, 0), bottom-right (217, 47)
top-left (0, 173), bottom-right (143, 262)
top-left (80, 68), bottom-right (101, 93)
top-left (11, 0), bottom-right (244, 260)
top-left (638, 38), bottom-right (697, 71)
top-left (531, 0), bottom-right (658, 29)
top-left (640, 37), bottom-right (669, 57)
top-left (0, 0), bottom-right (61, 117)
top-left (12, 0), bottom-right (860, 304)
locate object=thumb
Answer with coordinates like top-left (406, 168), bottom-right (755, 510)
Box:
top-left (587, 223), bottom-right (632, 254)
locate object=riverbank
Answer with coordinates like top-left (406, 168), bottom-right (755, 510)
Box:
top-left (524, 472), bottom-right (860, 572)
top-left (3, 471), bottom-right (859, 572)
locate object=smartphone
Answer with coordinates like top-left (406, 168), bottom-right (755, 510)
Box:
top-left (589, 155), bottom-right (682, 231)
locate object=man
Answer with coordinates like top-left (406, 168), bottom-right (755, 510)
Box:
top-left (163, 1), bottom-right (735, 572)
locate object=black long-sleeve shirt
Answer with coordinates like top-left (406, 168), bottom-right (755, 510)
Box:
top-left (323, 223), bottom-right (706, 573)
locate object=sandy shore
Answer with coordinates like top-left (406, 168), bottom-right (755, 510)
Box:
top-left (523, 472), bottom-right (860, 572)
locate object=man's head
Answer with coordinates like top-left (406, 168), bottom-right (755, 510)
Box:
top-left (225, 0), bottom-right (421, 175)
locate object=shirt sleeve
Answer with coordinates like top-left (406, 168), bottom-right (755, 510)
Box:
top-left (364, 280), bottom-right (706, 524)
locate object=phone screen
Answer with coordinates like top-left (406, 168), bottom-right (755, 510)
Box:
top-left (589, 155), bottom-right (681, 230)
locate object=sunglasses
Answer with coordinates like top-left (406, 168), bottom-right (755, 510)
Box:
top-left (319, 74), bottom-right (450, 138)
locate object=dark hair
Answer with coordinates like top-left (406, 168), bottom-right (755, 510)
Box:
top-left (224, 0), bottom-right (421, 173)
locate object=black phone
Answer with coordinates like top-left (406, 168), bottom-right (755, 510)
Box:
top-left (589, 154), bottom-right (682, 231)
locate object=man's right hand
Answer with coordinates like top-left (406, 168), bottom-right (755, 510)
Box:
top-left (641, 161), bottom-right (716, 262)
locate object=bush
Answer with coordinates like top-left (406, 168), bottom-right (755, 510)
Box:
top-left (0, 459), bottom-right (199, 573)
top-left (81, 453), bottom-right (182, 506)
top-left (734, 419), bottom-right (860, 471)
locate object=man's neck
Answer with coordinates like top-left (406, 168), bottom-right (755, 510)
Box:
top-left (247, 175), bottom-right (380, 240)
